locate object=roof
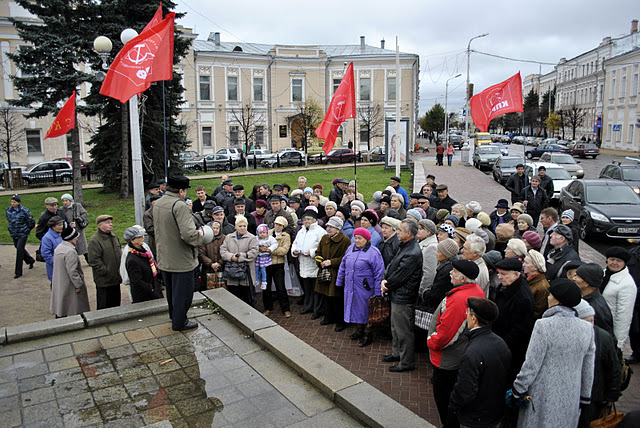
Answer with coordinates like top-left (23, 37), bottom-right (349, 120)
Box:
top-left (193, 40), bottom-right (415, 58)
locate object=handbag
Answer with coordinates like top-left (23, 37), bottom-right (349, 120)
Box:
top-left (74, 217), bottom-right (89, 229)
top-left (206, 272), bottom-right (226, 290)
top-left (414, 307), bottom-right (434, 330)
top-left (620, 357), bottom-right (633, 391)
top-left (36, 247), bottom-right (45, 263)
top-left (317, 266), bottom-right (332, 283)
top-left (223, 261), bottom-right (248, 280)
top-left (367, 295), bottom-right (390, 326)
top-left (590, 402), bottom-right (624, 428)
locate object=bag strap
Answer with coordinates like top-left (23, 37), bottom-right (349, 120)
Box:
top-left (171, 199), bottom-right (196, 259)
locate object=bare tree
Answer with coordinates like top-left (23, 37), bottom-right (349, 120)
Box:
top-left (562, 104), bottom-right (587, 140)
top-left (357, 104), bottom-right (385, 152)
top-left (229, 104), bottom-right (265, 168)
top-left (0, 105), bottom-right (24, 189)
top-left (293, 99), bottom-right (323, 162)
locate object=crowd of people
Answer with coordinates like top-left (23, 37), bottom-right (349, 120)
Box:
top-left (6, 169), bottom-right (640, 427)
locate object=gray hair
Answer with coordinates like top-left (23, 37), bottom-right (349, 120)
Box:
top-left (466, 234), bottom-right (486, 256)
top-left (391, 193), bottom-right (404, 205)
top-left (401, 219), bottom-right (418, 237)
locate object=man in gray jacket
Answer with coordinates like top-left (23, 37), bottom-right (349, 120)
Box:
top-left (154, 176), bottom-right (204, 331)
top-left (87, 215), bottom-right (122, 310)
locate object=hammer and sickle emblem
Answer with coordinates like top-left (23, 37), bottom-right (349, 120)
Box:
top-left (125, 43), bottom-right (155, 66)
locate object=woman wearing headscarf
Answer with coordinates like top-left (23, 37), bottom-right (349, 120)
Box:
top-left (220, 215), bottom-right (259, 306)
top-left (41, 216), bottom-right (65, 285)
top-left (509, 279), bottom-right (595, 428)
top-left (59, 193), bottom-right (89, 260)
top-left (601, 246), bottom-right (637, 351)
top-left (198, 220), bottom-right (226, 292)
top-left (335, 227), bottom-right (385, 347)
top-left (123, 226), bottom-right (163, 303)
top-left (522, 249), bottom-right (549, 319)
top-left (50, 226), bottom-right (90, 317)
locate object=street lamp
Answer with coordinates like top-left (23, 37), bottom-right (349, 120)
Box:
top-left (464, 33), bottom-right (488, 165)
top-left (93, 29), bottom-right (146, 227)
top-left (444, 73), bottom-right (462, 146)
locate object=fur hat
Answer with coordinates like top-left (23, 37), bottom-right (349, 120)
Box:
top-left (605, 246), bottom-right (631, 263)
top-left (351, 200), bottom-right (366, 214)
top-left (477, 212), bottom-right (491, 227)
top-left (466, 201), bottom-right (482, 214)
top-left (575, 263), bottom-right (604, 287)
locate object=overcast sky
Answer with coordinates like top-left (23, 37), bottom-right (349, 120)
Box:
top-left (173, 0), bottom-right (637, 116)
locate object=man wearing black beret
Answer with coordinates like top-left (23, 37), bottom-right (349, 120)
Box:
top-left (545, 224), bottom-right (581, 280)
top-left (491, 257), bottom-right (535, 384)
top-left (450, 297), bottom-right (511, 428)
top-left (224, 184), bottom-right (255, 217)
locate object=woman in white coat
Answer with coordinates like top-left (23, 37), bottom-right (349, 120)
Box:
top-left (292, 207), bottom-right (327, 317)
top-left (50, 226), bottom-right (90, 318)
top-left (601, 246), bottom-right (638, 350)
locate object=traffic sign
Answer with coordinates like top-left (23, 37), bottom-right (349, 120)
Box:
top-left (613, 124), bottom-right (622, 131)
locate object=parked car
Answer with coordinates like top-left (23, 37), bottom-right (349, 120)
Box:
top-left (449, 135), bottom-right (464, 149)
top-left (599, 162), bottom-right (640, 195)
top-left (524, 161), bottom-right (574, 202)
top-left (0, 162), bottom-right (27, 186)
top-left (572, 143), bottom-right (599, 159)
top-left (525, 143), bottom-right (571, 159)
top-left (473, 145), bottom-right (502, 170)
top-left (312, 148), bottom-right (357, 164)
top-left (216, 147), bottom-right (245, 161)
top-left (184, 154), bottom-right (237, 172)
top-left (261, 151), bottom-right (304, 168)
top-left (492, 156), bottom-right (524, 184)
top-left (559, 179), bottom-right (640, 240)
top-left (557, 140), bottom-right (574, 151)
top-left (500, 135), bottom-right (512, 144)
top-left (246, 149), bottom-right (272, 165)
top-left (512, 136), bottom-right (525, 145)
top-left (525, 136), bottom-right (537, 145)
top-left (533, 137), bottom-right (544, 147)
top-left (367, 146), bottom-right (386, 162)
top-left (22, 160), bottom-right (73, 185)
top-left (179, 151), bottom-right (200, 161)
top-left (539, 152), bottom-right (585, 178)
top-left (490, 142), bottom-right (509, 156)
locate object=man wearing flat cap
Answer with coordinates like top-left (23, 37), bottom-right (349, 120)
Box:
top-left (427, 259), bottom-right (485, 427)
top-left (215, 179), bottom-right (234, 206)
top-left (154, 175), bottom-right (205, 331)
top-left (329, 178), bottom-right (349, 205)
top-left (145, 182), bottom-right (160, 210)
top-left (88, 214), bottom-right (122, 310)
top-left (431, 184), bottom-right (458, 212)
top-left (450, 297), bottom-right (511, 428)
top-left (224, 184), bottom-right (255, 217)
top-left (390, 177), bottom-right (409, 209)
top-left (491, 257), bottom-right (535, 384)
top-left (545, 224), bottom-right (581, 280)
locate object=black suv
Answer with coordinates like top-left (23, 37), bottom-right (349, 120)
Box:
top-left (599, 162), bottom-right (640, 195)
top-left (558, 179), bottom-right (640, 240)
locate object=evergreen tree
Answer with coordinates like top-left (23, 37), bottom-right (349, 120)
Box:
top-left (421, 103), bottom-right (445, 140)
top-left (523, 88), bottom-right (539, 135)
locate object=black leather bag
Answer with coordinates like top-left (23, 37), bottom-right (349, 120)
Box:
top-left (223, 261), bottom-right (248, 280)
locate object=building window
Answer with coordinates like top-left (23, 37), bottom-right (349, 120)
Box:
top-left (632, 67), bottom-right (639, 96)
top-left (199, 75), bottom-right (211, 101)
top-left (360, 125), bottom-right (369, 144)
top-left (629, 124), bottom-right (634, 144)
top-left (229, 126), bottom-right (239, 146)
top-left (333, 78), bottom-right (341, 94)
top-left (291, 78), bottom-right (303, 102)
top-left (607, 124), bottom-right (612, 141)
top-left (621, 75), bottom-right (627, 98)
top-left (255, 125), bottom-right (264, 147)
top-left (65, 133), bottom-right (72, 155)
top-left (202, 126), bottom-right (212, 148)
top-left (387, 76), bottom-right (396, 101)
top-left (610, 73), bottom-right (616, 99)
top-left (253, 77), bottom-right (263, 102)
top-left (26, 129), bottom-right (41, 154)
top-left (227, 76), bottom-right (238, 101)
top-left (360, 77), bottom-right (371, 101)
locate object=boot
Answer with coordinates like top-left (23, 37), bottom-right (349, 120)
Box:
top-left (349, 326), bottom-right (365, 340)
top-left (358, 332), bottom-right (373, 347)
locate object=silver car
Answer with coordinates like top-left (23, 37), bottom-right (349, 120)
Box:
top-left (539, 152), bottom-right (584, 178)
top-left (473, 145), bottom-right (502, 170)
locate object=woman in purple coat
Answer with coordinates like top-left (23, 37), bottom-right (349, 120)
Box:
top-left (336, 227), bottom-right (385, 347)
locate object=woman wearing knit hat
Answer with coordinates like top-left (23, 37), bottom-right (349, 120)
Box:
top-left (522, 249), bottom-right (549, 319)
top-left (406, 208), bottom-right (423, 223)
top-left (356, 210), bottom-right (382, 247)
top-left (444, 214), bottom-right (459, 228)
top-left (510, 278), bottom-right (595, 428)
top-left (436, 208), bottom-right (450, 225)
top-left (522, 230), bottom-right (542, 251)
top-left (560, 209), bottom-right (580, 252)
top-left (437, 223), bottom-right (456, 242)
top-left (514, 214), bottom-right (536, 239)
top-left (123, 226), bottom-right (164, 303)
top-left (335, 227), bottom-right (385, 347)
top-left (465, 201), bottom-right (482, 219)
top-left (504, 238), bottom-right (528, 264)
top-left (421, 238), bottom-right (459, 313)
top-left (60, 193), bottom-right (89, 261)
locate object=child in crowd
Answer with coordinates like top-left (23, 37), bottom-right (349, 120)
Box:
top-left (255, 224), bottom-right (278, 290)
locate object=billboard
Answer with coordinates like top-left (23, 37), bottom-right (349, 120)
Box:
top-left (385, 118), bottom-right (410, 169)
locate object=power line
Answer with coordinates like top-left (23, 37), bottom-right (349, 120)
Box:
top-left (178, 0), bottom-right (247, 43)
top-left (472, 50), bottom-right (556, 66)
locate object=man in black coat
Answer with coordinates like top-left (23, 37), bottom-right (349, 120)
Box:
top-left (505, 163), bottom-right (526, 204)
top-left (491, 258), bottom-right (535, 383)
top-left (329, 178), bottom-right (348, 204)
top-left (545, 225), bottom-right (581, 280)
top-left (537, 165), bottom-right (554, 198)
top-left (450, 297), bottom-right (512, 428)
top-left (224, 184), bottom-right (255, 217)
top-left (36, 197), bottom-right (63, 240)
top-left (431, 184), bottom-right (457, 212)
top-left (520, 175), bottom-right (549, 227)
top-left (381, 219), bottom-right (423, 372)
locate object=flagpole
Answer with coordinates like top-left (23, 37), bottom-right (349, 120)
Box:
top-left (162, 81), bottom-right (168, 182)
top-left (129, 95), bottom-right (145, 226)
top-left (353, 118), bottom-right (357, 197)
top-left (395, 36), bottom-right (401, 179)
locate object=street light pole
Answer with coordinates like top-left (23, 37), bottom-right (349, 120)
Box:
top-left (444, 73), bottom-right (462, 146)
top-left (464, 33), bottom-right (488, 165)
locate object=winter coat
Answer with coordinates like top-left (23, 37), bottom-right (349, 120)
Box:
top-left (520, 186), bottom-right (548, 223)
top-left (228, 212), bottom-right (257, 235)
top-left (41, 228), bottom-right (62, 281)
top-left (125, 247), bottom-right (163, 303)
top-left (525, 272), bottom-right (550, 319)
top-left (383, 238), bottom-right (422, 305)
top-left (418, 235), bottom-right (438, 296)
top-left (492, 275), bottom-right (535, 381)
top-left (199, 233), bottom-right (226, 277)
top-left (505, 173), bottom-right (526, 203)
top-left (392, 185), bottom-right (410, 209)
top-left (584, 289), bottom-right (615, 339)
top-left (224, 195), bottom-right (255, 217)
top-left (6, 204), bottom-right (35, 239)
top-left (250, 210), bottom-right (266, 228)
top-left (264, 208), bottom-right (295, 238)
top-left (539, 174), bottom-right (554, 198)
top-left (220, 232), bottom-right (259, 286)
top-left (591, 325), bottom-right (621, 403)
top-left (489, 210), bottom-right (513, 234)
top-left (342, 219), bottom-right (355, 239)
top-left (378, 233), bottom-right (400, 267)
top-left (59, 203), bottom-right (89, 255)
top-left (350, 226), bottom-right (382, 247)
top-left (602, 267), bottom-right (637, 349)
top-left (50, 241), bottom-right (90, 317)
top-left (473, 257), bottom-right (490, 297)
top-left (450, 328), bottom-right (512, 427)
top-left (291, 222), bottom-right (326, 278)
top-left (335, 243), bottom-right (385, 324)
top-left (315, 231), bottom-right (351, 297)
top-left (431, 195), bottom-right (458, 212)
top-left (329, 185), bottom-right (344, 205)
top-left (143, 206), bottom-right (156, 257)
top-left (153, 191), bottom-right (204, 272)
top-left (545, 244), bottom-right (581, 280)
top-left (35, 208), bottom-right (61, 240)
top-left (87, 230), bottom-right (122, 288)
top-left (268, 231), bottom-right (291, 265)
top-left (427, 281), bottom-right (485, 369)
top-left (513, 305), bottom-right (595, 428)
top-left (421, 257), bottom-right (456, 312)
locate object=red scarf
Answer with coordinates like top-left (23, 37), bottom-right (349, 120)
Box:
top-left (128, 245), bottom-right (158, 277)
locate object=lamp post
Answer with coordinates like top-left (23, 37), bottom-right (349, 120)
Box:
top-left (464, 33), bottom-right (488, 165)
top-left (93, 30), bottom-right (146, 227)
top-left (444, 73), bottom-right (461, 146)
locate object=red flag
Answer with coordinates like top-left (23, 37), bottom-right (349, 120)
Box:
top-left (99, 13), bottom-right (175, 103)
top-left (44, 91), bottom-right (75, 140)
top-left (142, 3), bottom-right (163, 33)
top-left (315, 62), bottom-right (356, 154)
top-left (470, 72), bottom-right (523, 132)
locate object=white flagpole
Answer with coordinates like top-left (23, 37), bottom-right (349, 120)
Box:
top-left (395, 37), bottom-right (401, 179)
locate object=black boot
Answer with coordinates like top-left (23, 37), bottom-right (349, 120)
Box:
top-left (349, 326), bottom-right (365, 340)
top-left (359, 332), bottom-right (373, 347)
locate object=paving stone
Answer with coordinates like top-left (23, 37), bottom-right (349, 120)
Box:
top-left (0, 394), bottom-right (19, 413)
top-left (149, 322), bottom-right (179, 338)
top-left (92, 384), bottom-right (129, 405)
top-left (286, 407), bottom-right (363, 428)
top-left (98, 332), bottom-right (129, 349)
top-left (0, 409), bottom-right (21, 427)
top-left (20, 386), bottom-right (55, 406)
top-left (124, 327), bottom-right (154, 343)
top-left (0, 327), bottom-right (109, 358)
top-left (148, 358), bottom-right (182, 375)
top-left (132, 337), bottom-right (163, 353)
top-left (112, 354), bottom-right (143, 371)
top-left (47, 356), bottom-right (79, 372)
top-left (165, 343), bottom-right (194, 358)
top-left (235, 377), bottom-right (274, 398)
top-left (106, 343), bottom-right (137, 359)
top-left (71, 338), bottom-right (102, 355)
top-left (57, 391), bottom-right (94, 412)
top-left (102, 415), bottom-right (146, 427)
top-left (158, 332), bottom-right (189, 347)
top-left (16, 362), bottom-right (49, 380)
top-left (21, 400), bottom-right (59, 424)
top-left (174, 395), bottom-right (223, 418)
top-left (263, 404), bottom-right (308, 427)
top-left (0, 355), bottom-right (12, 371)
top-left (53, 378), bottom-right (90, 399)
top-left (43, 366), bottom-right (84, 386)
top-left (174, 352), bottom-right (198, 368)
top-left (61, 407), bottom-right (103, 427)
top-left (17, 374), bottom-right (48, 393)
top-left (139, 347), bottom-right (172, 364)
top-left (86, 370), bottom-right (123, 390)
top-left (0, 380), bottom-right (18, 397)
top-left (80, 359), bottom-right (115, 378)
top-left (166, 380), bottom-right (207, 402)
top-left (118, 365), bottom-right (153, 383)
top-left (5, 315), bottom-right (84, 344)
top-left (0, 369), bottom-right (16, 385)
top-left (205, 385), bottom-right (245, 405)
top-left (217, 399), bottom-right (260, 424)
top-left (13, 349), bottom-right (44, 368)
top-left (124, 376), bottom-right (159, 398)
top-left (42, 344), bottom-right (74, 362)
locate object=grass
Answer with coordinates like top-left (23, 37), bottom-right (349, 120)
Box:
top-left (0, 165), bottom-right (411, 244)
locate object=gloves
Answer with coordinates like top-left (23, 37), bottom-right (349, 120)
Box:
top-left (314, 255), bottom-right (324, 263)
top-left (505, 389), bottom-right (530, 409)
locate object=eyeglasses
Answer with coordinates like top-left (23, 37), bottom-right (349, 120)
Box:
top-left (418, 201), bottom-right (428, 204)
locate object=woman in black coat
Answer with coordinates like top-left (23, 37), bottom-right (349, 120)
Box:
top-left (421, 238), bottom-right (459, 312)
top-left (123, 227), bottom-right (163, 303)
